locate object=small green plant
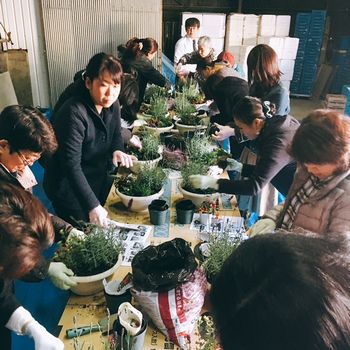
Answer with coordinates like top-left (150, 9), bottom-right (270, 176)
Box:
top-left (185, 132), bottom-right (214, 162)
top-left (195, 314), bottom-right (217, 350)
top-left (202, 232), bottom-right (241, 281)
top-left (116, 165), bottom-right (166, 197)
top-left (127, 130), bottom-right (160, 161)
top-left (144, 84), bottom-right (168, 103)
top-left (175, 94), bottom-right (199, 125)
top-left (181, 159), bottom-right (210, 193)
top-left (145, 96), bottom-right (172, 128)
top-left (181, 79), bottom-right (205, 104)
top-left (55, 225), bottom-right (123, 276)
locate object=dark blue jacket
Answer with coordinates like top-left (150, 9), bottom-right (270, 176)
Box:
top-left (218, 114), bottom-right (299, 197)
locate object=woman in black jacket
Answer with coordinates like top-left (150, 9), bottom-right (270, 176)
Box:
top-left (119, 37), bottom-right (171, 110)
top-left (44, 52), bottom-right (136, 226)
top-left (189, 96), bottom-right (299, 197)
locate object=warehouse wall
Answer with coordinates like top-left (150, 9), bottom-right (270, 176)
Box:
top-left (41, 0), bottom-right (162, 106)
top-left (0, 0), bottom-right (50, 106)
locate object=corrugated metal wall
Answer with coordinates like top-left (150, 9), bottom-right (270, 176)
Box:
top-left (0, 0), bottom-right (50, 107)
top-left (41, 0), bottom-right (162, 105)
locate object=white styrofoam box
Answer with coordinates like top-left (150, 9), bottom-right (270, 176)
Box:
top-left (280, 80), bottom-right (291, 91)
top-left (239, 45), bottom-right (255, 77)
top-left (225, 14), bottom-right (244, 46)
top-left (281, 37), bottom-right (299, 59)
top-left (227, 45), bottom-right (242, 62)
top-left (279, 59), bottom-right (296, 81)
top-left (243, 37), bottom-right (257, 46)
top-left (257, 36), bottom-right (284, 58)
top-left (259, 15), bottom-right (276, 36)
top-left (211, 38), bottom-right (225, 57)
top-left (201, 13), bottom-right (226, 38)
top-left (243, 14), bottom-right (259, 38)
top-left (275, 15), bottom-right (291, 37)
top-left (181, 13), bottom-right (203, 37)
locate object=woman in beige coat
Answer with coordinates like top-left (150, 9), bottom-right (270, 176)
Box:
top-left (251, 109), bottom-right (350, 235)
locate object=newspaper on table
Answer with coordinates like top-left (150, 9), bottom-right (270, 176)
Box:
top-left (190, 213), bottom-right (245, 236)
top-left (106, 219), bottom-right (153, 266)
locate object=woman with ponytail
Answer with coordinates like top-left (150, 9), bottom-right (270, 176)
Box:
top-left (118, 37), bottom-right (171, 109)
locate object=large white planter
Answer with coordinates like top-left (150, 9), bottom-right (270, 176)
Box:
top-left (70, 254), bottom-right (122, 296)
top-left (144, 124), bottom-right (174, 135)
top-left (175, 120), bottom-right (207, 135)
top-left (178, 183), bottom-right (219, 208)
top-left (130, 154), bottom-right (162, 174)
top-left (116, 187), bottom-right (164, 212)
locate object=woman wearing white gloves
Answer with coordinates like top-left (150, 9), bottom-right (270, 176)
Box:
top-left (44, 52), bottom-right (136, 226)
top-left (190, 96), bottom-right (299, 197)
top-left (0, 182), bottom-right (63, 350)
top-left (250, 110), bottom-right (350, 236)
top-left (0, 105), bottom-right (80, 290)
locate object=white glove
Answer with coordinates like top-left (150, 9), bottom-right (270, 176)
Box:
top-left (89, 204), bottom-right (108, 226)
top-left (113, 150), bottom-right (137, 168)
top-left (211, 123), bottom-right (235, 141)
top-left (226, 158), bottom-right (243, 172)
top-left (128, 135), bottom-right (142, 150)
top-left (48, 262), bottom-right (77, 290)
top-left (189, 175), bottom-right (219, 190)
top-left (250, 218), bottom-right (276, 237)
top-left (66, 227), bottom-right (85, 242)
top-left (6, 306), bottom-right (64, 350)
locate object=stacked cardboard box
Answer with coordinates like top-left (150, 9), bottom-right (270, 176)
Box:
top-left (259, 15), bottom-right (276, 36)
top-left (324, 94), bottom-right (347, 113)
top-left (242, 15), bottom-right (259, 45)
top-left (275, 15), bottom-right (291, 37)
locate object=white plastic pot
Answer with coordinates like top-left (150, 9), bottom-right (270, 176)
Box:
top-left (178, 183), bottom-right (219, 208)
top-left (144, 124), bottom-right (174, 135)
top-left (70, 254), bottom-right (122, 296)
top-left (116, 187), bottom-right (164, 212)
top-left (130, 154), bottom-right (162, 174)
top-left (175, 120), bottom-right (207, 135)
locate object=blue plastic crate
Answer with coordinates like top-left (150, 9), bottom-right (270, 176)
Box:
top-left (162, 53), bottom-right (176, 86)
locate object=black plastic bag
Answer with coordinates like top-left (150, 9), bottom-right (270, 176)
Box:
top-left (132, 238), bottom-right (197, 292)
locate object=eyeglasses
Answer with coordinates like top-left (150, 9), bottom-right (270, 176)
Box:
top-left (17, 151), bottom-right (37, 167)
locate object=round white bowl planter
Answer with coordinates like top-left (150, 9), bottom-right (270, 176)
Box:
top-left (178, 183), bottom-right (219, 208)
top-left (144, 123), bottom-right (174, 135)
top-left (70, 254), bottom-right (122, 296)
top-left (130, 154), bottom-right (162, 174)
top-left (116, 187), bottom-right (164, 212)
top-left (175, 120), bottom-right (207, 135)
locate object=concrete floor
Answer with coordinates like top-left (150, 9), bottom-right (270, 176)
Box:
top-left (290, 97), bottom-right (323, 120)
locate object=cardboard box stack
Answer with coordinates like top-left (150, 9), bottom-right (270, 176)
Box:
top-left (324, 94), bottom-right (347, 113)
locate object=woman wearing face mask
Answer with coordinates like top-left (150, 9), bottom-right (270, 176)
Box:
top-left (44, 52), bottom-right (136, 227)
top-left (118, 37), bottom-right (171, 110)
top-left (189, 96), bottom-right (299, 197)
top-left (250, 109), bottom-right (350, 236)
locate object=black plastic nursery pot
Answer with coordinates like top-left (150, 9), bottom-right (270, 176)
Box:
top-left (175, 199), bottom-right (195, 224)
top-left (148, 199), bottom-right (169, 225)
top-left (104, 289), bottom-right (132, 315)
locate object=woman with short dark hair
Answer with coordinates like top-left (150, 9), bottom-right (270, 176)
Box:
top-left (44, 52), bottom-right (136, 226)
top-left (210, 232), bottom-right (350, 350)
top-left (0, 182), bottom-right (63, 350)
top-left (247, 44), bottom-right (290, 116)
top-left (251, 109), bottom-right (350, 235)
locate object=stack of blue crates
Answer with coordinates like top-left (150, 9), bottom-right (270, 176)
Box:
top-left (342, 85), bottom-right (350, 116)
top-left (330, 37), bottom-right (350, 94)
top-left (291, 10), bottom-right (326, 96)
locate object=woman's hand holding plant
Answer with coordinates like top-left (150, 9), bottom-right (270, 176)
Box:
top-left (89, 204), bottom-right (108, 226)
top-left (113, 150), bottom-right (137, 168)
top-left (211, 123), bottom-right (235, 141)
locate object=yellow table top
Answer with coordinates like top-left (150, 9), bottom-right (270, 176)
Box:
top-left (58, 176), bottom-right (240, 349)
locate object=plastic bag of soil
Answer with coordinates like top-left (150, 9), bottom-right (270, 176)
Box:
top-left (132, 238), bottom-right (197, 292)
